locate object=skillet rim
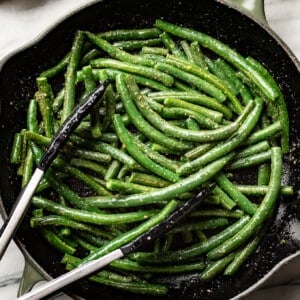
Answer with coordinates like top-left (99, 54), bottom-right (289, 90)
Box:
top-left (0, 0), bottom-right (299, 299)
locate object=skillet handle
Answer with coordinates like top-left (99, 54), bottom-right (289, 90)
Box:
top-left (18, 259), bottom-right (73, 299)
top-left (222, 0), bottom-right (267, 25)
top-left (17, 259), bottom-right (45, 297)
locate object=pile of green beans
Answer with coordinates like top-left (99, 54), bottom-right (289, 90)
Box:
top-left (10, 20), bottom-right (292, 296)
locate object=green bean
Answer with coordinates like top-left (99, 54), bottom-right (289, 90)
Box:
top-left (73, 149), bottom-right (111, 164)
top-left (36, 76), bottom-right (54, 101)
top-left (23, 131), bottom-right (72, 150)
top-left (201, 252), bottom-right (236, 281)
top-left (258, 163), bottom-right (271, 186)
top-left (40, 52), bottom-right (70, 78)
top-left (160, 234), bottom-right (173, 252)
top-left (105, 160), bottom-right (122, 181)
top-left (86, 32), bottom-right (155, 67)
top-left (81, 200), bottom-right (177, 263)
top-left (17, 132), bottom-right (27, 176)
top-left (180, 40), bottom-right (194, 62)
top-left (70, 158), bottom-right (107, 177)
top-left (235, 141), bottom-right (270, 159)
top-left (76, 232), bottom-right (107, 247)
top-left (184, 143), bottom-right (216, 161)
top-left (21, 146), bottom-right (34, 187)
top-left (27, 99), bottom-right (39, 132)
top-left (64, 254), bottom-right (139, 284)
top-left (40, 228), bottom-right (76, 254)
top-left (83, 152), bottom-right (233, 208)
top-left (150, 143), bottom-right (182, 155)
top-left (177, 98), bottom-right (263, 176)
top-left (58, 228), bottom-right (71, 237)
top-left (61, 163), bottom-right (111, 196)
top-left (160, 32), bottom-right (185, 58)
top-left (127, 76), bottom-right (234, 143)
top-left (215, 58), bottom-right (249, 98)
top-left (235, 184), bottom-right (293, 196)
top-left (155, 61), bottom-right (227, 103)
top-left (91, 58), bottom-right (173, 86)
top-left (244, 120), bottom-right (281, 145)
top-left (65, 262), bottom-right (167, 296)
top-left (17, 132), bottom-right (28, 175)
top-left (224, 231), bottom-right (262, 275)
top-left (168, 218), bottom-right (229, 234)
top-left (131, 135), bottom-right (182, 172)
top-left (44, 172), bottom-right (99, 211)
top-left (10, 133), bottom-right (23, 164)
top-left (61, 30), bottom-right (85, 122)
top-left (77, 68), bottom-right (170, 92)
top-left (32, 196), bottom-right (157, 225)
top-left (240, 85), bottom-right (253, 105)
top-left (116, 73), bottom-right (191, 151)
top-left (155, 20), bottom-right (279, 101)
top-left (186, 117), bottom-right (200, 131)
top-left (98, 133), bottom-right (119, 143)
top-left (236, 70), bottom-right (268, 101)
top-left (128, 172), bottom-right (170, 188)
top-left (246, 57), bottom-right (289, 153)
top-left (140, 53), bottom-right (166, 63)
top-left (82, 65), bottom-right (102, 138)
top-left (108, 69), bottom-right (170, 91)
top-left (149, 91), bottom-right (232, 119)
top-left (141, 46), bottom-right (169, 55)
top-left (164, 97), bottom-right (223, 123)
top-left (80, 48), bottom-right (100, 66)
top-left (117, 165), bottom-right (129, 180)
top-left (31, 215), bottom-right (112, 236)
top-left (63, 253), bottom-right (167, 294)
top-left (70, 136), bottom-right (137, 168)
top-left (113, 38), bottom-right (161, 50)
top-left (36, 77), bottom-right (55, 135)
top-left (84, 173), bottom-right (107, 187)
top-left (101, 83), bottom-right (116, 132)
top-left (112, 257), bottom-right (205, 274)
top-left (190, 41), bottom-right (207, 69)
top-left (107, 179), bottom-right (155, 194)
top-left (53, 88), bottom-right (65, 113)
top-left (163, 98), bottom-right (254, 143)
top-left (213, 185), bottom-right (236, 211)
top-left (72, 234), bottom-right (96, 252)
top-left (196, 230), bottom-right (207, 243)
top-left (165, 55), bottom-right (243, 113)
top-left (174, 80), bottom-right (195, 91)
top-left (35, 90), bottom-right (54, 137)
top-left (23, 131), bottom-right (51, 147)
top-left (191, 209), bottom-right (244, 219)
top-left (130, 216), bottom-right (250, 264)
top-left (205, 57), bottom-right (240, 95)
top-left (99, 28), bottom-right (161, 41)
top-left (226, 150), bottom-right (272, 171)
top-left (208, 147), bottom-right (282, 259)
top-left (168, 119), bottom-right (187, 128)
top-left (113, 114), bottom-right (180, 182)
top-left (161, 106), bottom-right (219, 130)
top-left (215, 173), bottom-right (257, 216)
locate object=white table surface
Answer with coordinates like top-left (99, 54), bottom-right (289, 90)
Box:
top-left (0, 0), bottom-right (299, 299)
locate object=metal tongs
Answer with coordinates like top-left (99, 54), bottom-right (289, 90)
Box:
top-left (18, 185), bottom-right (213, 300)
top-left (0, 81), bottom-right (214, 299)
top-left (0, 81), bottom-right (109, 258)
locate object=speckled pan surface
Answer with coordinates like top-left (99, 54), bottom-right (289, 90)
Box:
top-left (0, 0), bottom-right (300, 299)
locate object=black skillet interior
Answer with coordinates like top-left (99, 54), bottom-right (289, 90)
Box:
top-left (0, 0), bottom-right (300, 299)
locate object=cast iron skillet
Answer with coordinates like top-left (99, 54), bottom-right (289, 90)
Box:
top-left (0, 0), bottom-right (300, 299)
